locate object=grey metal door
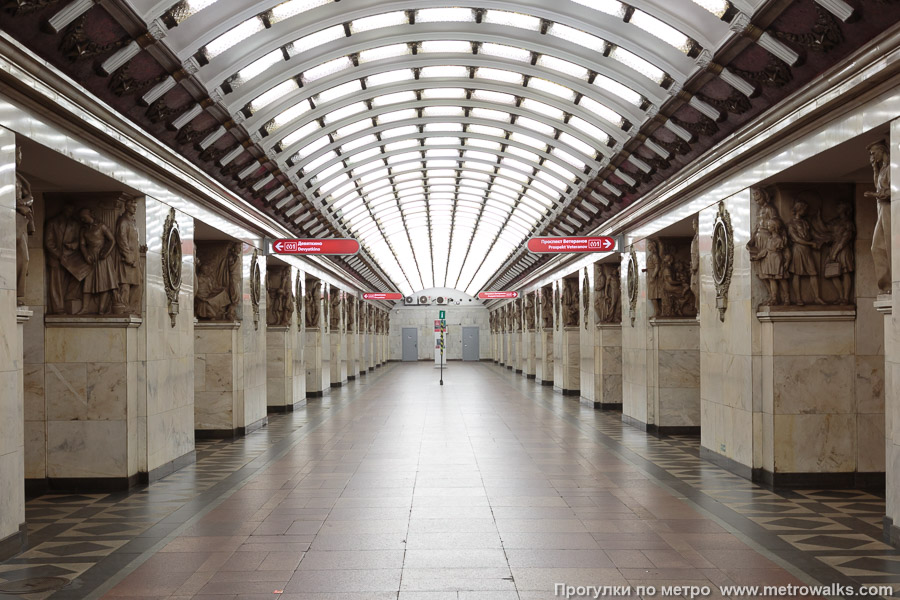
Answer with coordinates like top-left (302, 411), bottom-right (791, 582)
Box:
top-left (462, 327), bottom-right (479, 361)
top-left (402, 328), bottom-right (418, 361)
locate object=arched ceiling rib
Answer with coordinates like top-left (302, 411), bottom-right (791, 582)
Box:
top-left (52, 0), bottom-right (798, 295)
top-left (127, 0), bottom-right (734, 296)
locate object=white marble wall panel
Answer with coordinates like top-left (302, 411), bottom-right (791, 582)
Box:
top-left (557, 327), bottom-right (581, 393)
top-left (580, 269), bottom-right (595, 404)
top-left (44, 324), bottom-right (140, 478)
top-left (266, 327), bottom-right (292, 407)
top-left (622, 242), bottom-right (651, 426)
top-left (523, 330), bottom-right (536, 377)
top-left (699, 191), bottom-right (757, 469)
top-left (596, 325), bottom-right (623, 407)
top-left (539, 329), bottom-right (553, 385)
top-left (0, 126), bottom-right (24, 546)
top-left (194, 324), bottom-right (239, 431)
top-left (143, 200), bottom-right (194, 475)
top-left (238, 247), bottom-right (266, 429)
top-left (22, 190), bottom-right (46, 482)
top-left (347, 331), bottom-right (359, 379)
top-left (653, 322), bottom-right (700, 428)
top-left (884, 118), bottom-right (900, 539)
top-left (305, 329), bottom-right (329, 395)
top-left (330, 329), bottom-right (345, 385)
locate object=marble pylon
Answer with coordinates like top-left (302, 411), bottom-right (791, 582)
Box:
top-left (881, 118), bottom-right (900, 546)
top-left (194, 244), bottom-right (267, 438)
top-left (554, 327), bottom-right (580, 395)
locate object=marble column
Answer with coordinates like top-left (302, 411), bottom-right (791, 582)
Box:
top-left (523, 324), bottom-right (536, 379)
top-left (512, 325), bottom-right (521, 374)
top-left (266, 324), bottom-right (303, 412)
top-left (622, 241), bottom-right (651, 428)
top-left (539, 328), bottom-right (553, 386)
top-left (579, 268), bottom-right (595, 405)
top-left (555, 327), bottom-right (581, 395)
top-left (346, 297), bottom-right (359, 380)
top-left (699, 184), bottom-right (885, 487)
top-left (305, 278), bottom-right (329, 397)
top-left (194, 243), bottom-right (267, 438)
top-left (882, 118), bottom-right (900, 546)
top-left (0, 298), bottom-right (28, 560)
top-left (330, 291), bottom-right (346, 387)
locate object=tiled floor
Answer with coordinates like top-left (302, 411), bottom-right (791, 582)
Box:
top-left (2, 362), bottom-right (899, 599)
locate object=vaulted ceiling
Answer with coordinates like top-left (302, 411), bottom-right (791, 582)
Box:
top-left (3, 0), bottom-right (896, 295)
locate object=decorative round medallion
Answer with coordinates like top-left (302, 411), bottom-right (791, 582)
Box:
top-left (712, 201), bottom-right (734, 322)
top-left (627, 246), bottom-right (638, 327)
top-left (250, 249), bottom-right (261, 329)
top-left (295, 272), bottom-right (303, 330)
top-left (161, 208), bottom-right (182, 327)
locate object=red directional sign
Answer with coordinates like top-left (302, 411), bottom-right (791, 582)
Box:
top-left (362, 293), bottom-right (404, 300)
top-left (271, 238), bottom-right (360, 255)
top-left (478, 291), bottom-right (519, 300)
top-left (527, 236), bottom-right (618, 254)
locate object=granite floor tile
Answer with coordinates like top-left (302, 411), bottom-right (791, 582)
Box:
top-left (1, 363), bottom-right (895, 600)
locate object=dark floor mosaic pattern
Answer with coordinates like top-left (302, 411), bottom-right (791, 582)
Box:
top-left (498, 370), bottom-right (899, 596)
top-left (0, 394), bottom-right (332, 599)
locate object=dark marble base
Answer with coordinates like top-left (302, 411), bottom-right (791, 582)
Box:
top-left (306, 389), bottom-right (330, 398)
top-left (757, 470), bottom-right (885, 490)
top-left (699, 447), bottom-right (753, 481)
top-left (621, 414), bottom-right (648, 431)
top-left (330, 381), bottom-right (346, 388)
top-left (701, 447), bottom-right (884, 490)
top-left (560, 389), bottom-right (580, 397)
top-left (515, 369), bottom-right (522, 374)
top-left (655, 425), bottom-right (701, 436)
top-left (26, 474), bottom-right (141, 494)
top-left (884, 517), bottom-right (900, 549)
top-left (579, 397), bottom-right (622, 411)
top-left (268, 399), bottom-right (307, 413)
top-left (0, 523), bottom-right (26, 562)
top-left (195, 417), bottom-right (268, 440)
top-left (143, 450), bottom-right (196, 484)
top-left (540, 380), bottom-right (553, 386)
top-left (348, 375), bottom-right (356, 380)
top-left (526, 374), bottom-right (536, 379)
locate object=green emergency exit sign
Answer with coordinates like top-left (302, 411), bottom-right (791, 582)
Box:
top-left (439, 310), bottom-right (446, 319)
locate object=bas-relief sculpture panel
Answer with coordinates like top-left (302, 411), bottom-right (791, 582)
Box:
top-left (266, 265), bottom-right (293, 328)
top-left (305, 277), bottom-right (321, 329)
top-left (646, 237), bottom-right (696, 319)
top-left (699, 181), bottom-right (885, 478)
top-left (594, 262), bottom-right (621, 325)
top-left (748, 184), bottom-right (856, 309)
top-left (43, 192), bottom-right (144, 316)
top-left (561, 277), bottom-right (579, 328)
top-left (195, 241), bottom-right (240, 321)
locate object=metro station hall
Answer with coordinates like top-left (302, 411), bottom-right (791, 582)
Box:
top-left (1, 0), bottom-right (900, 598)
